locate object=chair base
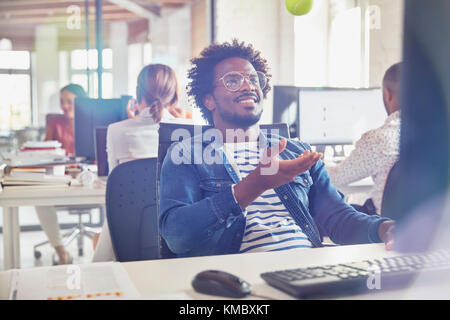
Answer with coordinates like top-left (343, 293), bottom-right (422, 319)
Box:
top-left (33, 216), bottom-right (99, 261)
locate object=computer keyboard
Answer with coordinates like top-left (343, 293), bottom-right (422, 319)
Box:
top-left (260, 249), bottom-right (450, 299)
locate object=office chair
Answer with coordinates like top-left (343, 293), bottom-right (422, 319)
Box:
top-left (33, 113), bottom-right (105, 263)
top-left (106, 158), bottom-right (160, 262)
top-left (380, 161), bottom-right (401, 219)
top-left (157, 122), bottom-right (291, 173)
top-left (156, 122), bottom-right (291, 258)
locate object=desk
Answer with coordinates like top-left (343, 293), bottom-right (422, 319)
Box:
top-left (338, 176), bottom-right (374, 195)
top-left (2, 243), bottom-right (449, 300)
top-left (0, 181), bottom-right (106, 270)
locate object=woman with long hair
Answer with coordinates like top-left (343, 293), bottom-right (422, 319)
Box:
top-left (105, 64), bottom-right (181, 171)
top-left (93, 63), bottom-right (190, 261)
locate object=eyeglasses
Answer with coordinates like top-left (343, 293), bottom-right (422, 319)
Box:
top-left (216, 71), bottom-right (267, 92)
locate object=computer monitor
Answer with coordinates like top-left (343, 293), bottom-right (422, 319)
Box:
top-left (74, 98), bottom-right (128, 162)
top-left (298, 87), bottom-right (387, 145)
top-left (273, 86), bottom-right (300, 138)
top-left (94, 127), bottom-right (109, 177)
top-left (381, 0), bottom-right (450, 252)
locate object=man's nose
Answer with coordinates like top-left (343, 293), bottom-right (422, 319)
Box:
top-left (241, 77), bottom-right (256, 91)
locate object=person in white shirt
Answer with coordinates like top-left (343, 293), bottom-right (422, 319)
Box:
top-left (327, 63), bottom-right (402, 215)
top-left (93, 63), bottom-right (191, 261)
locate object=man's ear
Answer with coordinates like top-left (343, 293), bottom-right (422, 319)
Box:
top-left (383, 87), bottom-right (393, 103)
top-left (203, 94), bottom-right (216, 112)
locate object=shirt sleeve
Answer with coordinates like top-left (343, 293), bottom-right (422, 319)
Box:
top-left (326, 130), bottom-right (380, 186)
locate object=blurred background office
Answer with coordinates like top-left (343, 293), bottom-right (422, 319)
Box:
top-left (0, 0), bottom-right (405, 268)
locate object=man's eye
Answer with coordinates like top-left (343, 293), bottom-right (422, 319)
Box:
top-left (226, 79), bottom-right (239, 86)
top-left (249, 76), bottom-right (259, 84)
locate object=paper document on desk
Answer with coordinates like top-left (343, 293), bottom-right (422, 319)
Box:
top-left (9, 262), bottom-right (140, 300)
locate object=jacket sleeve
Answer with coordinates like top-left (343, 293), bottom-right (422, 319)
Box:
top-left (305, 145), bottom-right (391, 244)
top-left (158, 143), bottom-right (244, 255)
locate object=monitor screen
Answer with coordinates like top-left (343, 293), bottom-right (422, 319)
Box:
top-left (381, 0), bottom-right (450, 252)
top-left (74, 98), bottom-right (127, 162)
top-left (94, 127), bottom-right (109, 177)
top-left (273, 86), bottom-right (300, 138)
top-left (298, 88), bottom-right (387, 145)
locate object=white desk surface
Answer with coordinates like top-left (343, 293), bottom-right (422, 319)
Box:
top-left (3, 243), bottom-right (449, 300)
top-left (0, 181), bottom-right (106, 270)
top-left (0, 180), bottom-right (106, 207)
top-left (338, 176), bottom-right (374, 195)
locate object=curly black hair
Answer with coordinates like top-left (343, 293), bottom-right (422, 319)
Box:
top-left (187, 39), bottom-right (272, 125)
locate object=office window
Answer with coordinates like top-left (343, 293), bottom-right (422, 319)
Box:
top-left (328, 7), bottom-right (362, 87)
top-left (0, 50), bottom-right (30, 69)
top-left (294, 2), bottom-right (364, 88)
top-left (128, 42), bottom-right (152, 96)
top-left (0, 50), bottom-right (32, 130)
top-left (68, 48), bottom-right (113, 98)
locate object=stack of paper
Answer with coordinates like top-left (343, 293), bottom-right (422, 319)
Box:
top-left (1, 174), bottom-right (71, 188)
top-left (22, 141), bottom-right (62, 149)
top-left (2, 140), bottom-right (71, 167)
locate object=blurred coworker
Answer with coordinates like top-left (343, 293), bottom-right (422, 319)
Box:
top-left (45, 84), bottom-right (87, 155)
top-left (36, 84), bottom-right (88, 265)
top-left (327, 63), bottom-right (402, 215)
top-left (92, 63), bottom-right (190, 261)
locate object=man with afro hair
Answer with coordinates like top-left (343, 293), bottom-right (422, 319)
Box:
top-left (158, 39), bottom-right (394, 258)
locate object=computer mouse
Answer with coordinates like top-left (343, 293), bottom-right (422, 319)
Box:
top-left (191, 270), bottom-right (252, 298)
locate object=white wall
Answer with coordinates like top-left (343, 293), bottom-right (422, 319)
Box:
top-left (368, 0), bottom-right (404, 87)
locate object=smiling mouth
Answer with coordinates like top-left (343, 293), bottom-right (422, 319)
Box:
top-left (238, 99), bottom-right (257, 105)
top-left (235, 95), bottom-right (259, 105)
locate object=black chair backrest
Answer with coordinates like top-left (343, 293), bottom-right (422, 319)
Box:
top-left (106, 158), bottom-right (159, 262)
top-left (156, 122), bottom-right (290, 258)
top-left (380, 161), bottom-right (401, 219)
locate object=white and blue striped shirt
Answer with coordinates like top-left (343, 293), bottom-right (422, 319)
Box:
top-left (223, 141), bottom-right (313, 253)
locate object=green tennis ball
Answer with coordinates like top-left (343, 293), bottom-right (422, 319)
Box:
top-left (285, 0), bottom-right (314, 16)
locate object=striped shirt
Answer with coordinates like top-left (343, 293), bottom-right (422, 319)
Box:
top-left (223, 141), bottom-right (313, 253)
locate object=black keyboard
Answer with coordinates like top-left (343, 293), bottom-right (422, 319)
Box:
top-left (260, 249), bottom-right (450, 299)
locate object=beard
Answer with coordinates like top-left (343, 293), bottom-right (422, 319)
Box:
top-left (216, 105), bottom-right (263, 128)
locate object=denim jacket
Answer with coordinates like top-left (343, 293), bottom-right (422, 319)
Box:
top-left (158, 131), bottom-right (390, 258)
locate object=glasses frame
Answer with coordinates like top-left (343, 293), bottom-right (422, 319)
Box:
top-left (216, 71), bottom-right (267, 92)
